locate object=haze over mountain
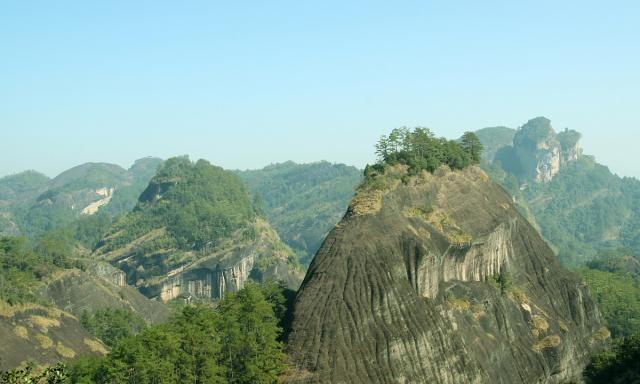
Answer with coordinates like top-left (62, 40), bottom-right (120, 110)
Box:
top-left (0, 157), bottom-right (163, 239)
top-left (3, 1), bottom-right (640, 382)
top-left (477, 117), bottom-right (640, 267)
top-left (3, 3), bottom-right (640, 182)
top-left (237, 161), bottom-right (362, 265)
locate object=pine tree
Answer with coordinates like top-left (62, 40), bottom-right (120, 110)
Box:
top-left (460, 131), bottom-right (484, 164)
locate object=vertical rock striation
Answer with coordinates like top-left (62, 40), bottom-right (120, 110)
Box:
top-left (489, 117), bottom-right (583, 184)
top-left (285, 166), bottom-right (604, 384)
top-left (501, 117), bottom-right (582, 183)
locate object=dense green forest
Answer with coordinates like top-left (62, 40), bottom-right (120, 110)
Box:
top-left (0, 235), bottom-right (79, 305)
top-left (373, 127), bottom-right (483, 173)
top-left (484, 152), bottom-right (640, 267)
top-left (577, 250), bottom-right (640, 338)
top-left (80, 309), bottom-right (147, 348)
top-left (0, 282), bottom-right (290, 384)
top-left (238, 161), bottom-right (361, 264)
top-left (584, 333), bottom-right (640, 384)
top-left (524, 157), bottom-right (640, 265)
top-left (100, 157), bottom-right (257, 253)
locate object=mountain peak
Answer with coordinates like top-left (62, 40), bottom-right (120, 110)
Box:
top-left (93, 157), bottom-right (302, 301)
top-left (286, 164), bottom-right (604, 383)
top-left (485, 117), bottom-right (583, 183)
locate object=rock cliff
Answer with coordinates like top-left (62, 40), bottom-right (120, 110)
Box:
top-left (94, 218), bottom-right (303, 302)
top-left (41, 262), bottom-right (170, 324)
top-left (493, 117), bottom-right (581, 183)
top-left (285, 165), bottom-right (605, 384)
top-left (92, 157), bottom-right (304, 302)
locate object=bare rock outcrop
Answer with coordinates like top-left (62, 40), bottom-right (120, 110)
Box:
top-left (494, 117), bottom-right (582, 183)
top-left (285, 166), bottom-right (605, 384)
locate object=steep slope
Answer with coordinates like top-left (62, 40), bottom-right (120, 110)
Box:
top-left (41, 262), bottom-right (170, 324)
top-left (493, 117), bottom-right (582, 183)
top-left (0, 303), bottom-right (107, 370)
top-left (477, 120), bottom-right (640, 265)
top-left (93, 157), bottom-right (303, 302)
top-left (286, 165), bottom-right (605, 384)
top-left (237, 161), bottom-right (362, 265)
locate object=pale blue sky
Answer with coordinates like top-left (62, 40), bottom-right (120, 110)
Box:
top-left (1, 1), bottom-right (639, 178)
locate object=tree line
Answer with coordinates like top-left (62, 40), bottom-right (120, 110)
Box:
top-left (373, 127), bottom-right (483, 174)
top-left (0, 282), bottom-right (291, 384)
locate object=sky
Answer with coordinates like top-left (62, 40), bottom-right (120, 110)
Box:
top-left (1, 1), bottom-right (639, 178)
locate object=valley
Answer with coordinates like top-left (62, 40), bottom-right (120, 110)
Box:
top-left (0, 121), bottom-right (638, 383)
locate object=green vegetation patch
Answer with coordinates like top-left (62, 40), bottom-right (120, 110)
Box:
top-left (13, 325), bottom-right (28, 339)
top-left (28, 315), bottom-right (60, 333)
top-left (35, 334), bottom-right (53, 349)
top-left (55, 342), bottom-right (76, 359)
top-left (238, 161), bottom-right (362, 265)
top-left (578, 267), bottom-right (640, 338)
top-left (446, 296), bottom-right (470, 312)
top-left (69, 282), bottom-right (289, 384)
top-left (585, 333), bottom-right (640, 384)
top-left (374, 128), bottom-right (483, 174)
top-left (99, 157), bottom-right (257, 254)
top-left (80, 308), bottom-right (146, 348)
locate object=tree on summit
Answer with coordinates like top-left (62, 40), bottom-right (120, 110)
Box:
top-left (374, 127), bottom-right (483, 173)
top-left (461, 131), bottom-right (484, 164)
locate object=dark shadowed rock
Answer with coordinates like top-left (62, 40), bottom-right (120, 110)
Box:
top-left (285, 165), bottom-right (605, 384)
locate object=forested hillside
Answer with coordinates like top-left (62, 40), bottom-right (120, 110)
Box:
top-left (0, 158), bottom-right (163, 240)
top-left (93, 157), bottom-right (303, 301)
top-left (238, 161), bottom-right (361, 265)
top-left (0, 157), bottom-right (303, 373)
top-left (477, 119), bottom-right (640, 266)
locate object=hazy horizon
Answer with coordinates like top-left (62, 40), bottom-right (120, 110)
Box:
top-left (2, 1), bottom-right (639, 179)
top-left (0, 118), bottom-right (636, 181)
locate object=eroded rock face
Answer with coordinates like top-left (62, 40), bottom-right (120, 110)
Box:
top-left (95, 219), bottom-right (304, 302)
top-left (513, 117), bottom-right (561, 183)
top-left (156, 252), bottom-right (259, 301)
top-left (81, 187), bottom-right (115, 215)
top-left (41, 264), bottom-right (170, 324)
top-left (285, 166), bottom-right (605, 384)
top-left (508, 117), bottom-right (582, 183)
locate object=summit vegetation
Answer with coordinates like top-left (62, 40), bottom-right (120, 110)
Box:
top-left (373, 128), bottom-right (483, 174)
top-left (100, 157), bottom-right (258, 253)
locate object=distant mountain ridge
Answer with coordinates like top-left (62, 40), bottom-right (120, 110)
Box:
top-left (482, 117), bottom-right (582, 183)
top-left (477, 118), bottom-right (640, 266)
top-left (0, 157), bottom-right (163, 238)
top-left (237, 161), bottom-right (362, 265)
